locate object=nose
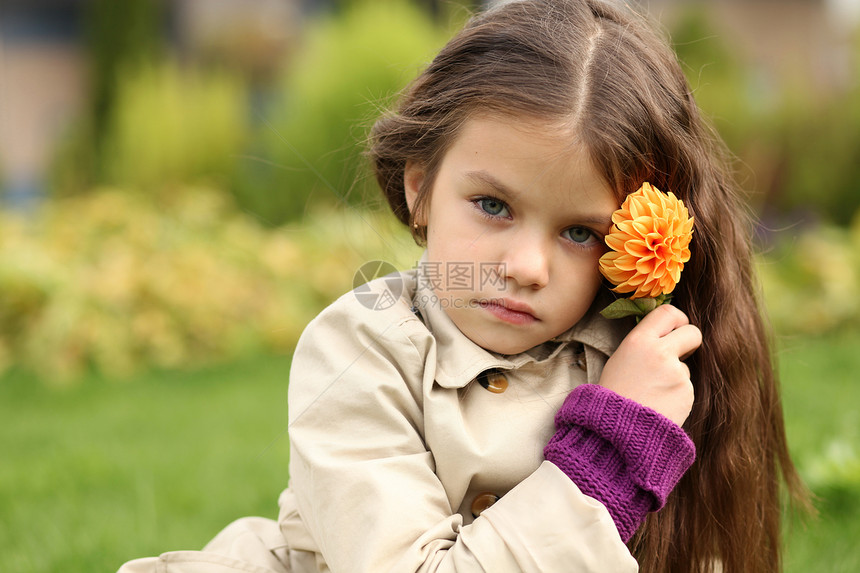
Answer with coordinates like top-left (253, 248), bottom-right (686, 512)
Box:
top-left (503, 230), bottom-right (550, 289)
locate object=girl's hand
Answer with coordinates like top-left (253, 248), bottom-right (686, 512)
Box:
top-left (598, 304), bottom-right (702, 427)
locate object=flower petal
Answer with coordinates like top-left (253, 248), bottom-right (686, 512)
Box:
top-left (599, 182), bottom-right (695, 298)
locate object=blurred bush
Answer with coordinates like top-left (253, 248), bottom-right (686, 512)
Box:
top-left (802, 436), bottom-right (860, 514)
top-left (776, 78), bottom-right (860, 225)
top-left (672, 7), bottom-right (860, 225)
top-left (49, 0), bottom-right (446, 227)
top-left (670, 8), bottom-right (751, 154)
top-left (103, 63), bottom-right (249, 191)
top-left (52, 63), bottom-right (249, 197)
top-left (758, 216), bottom-right (860, 335)
top-left (231, 0), bottom-right (446, 226)
top-left (0, 188), bottom-right (419, 385)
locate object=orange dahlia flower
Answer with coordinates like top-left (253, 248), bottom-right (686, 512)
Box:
top-left (599, 182), bottom-right (694, 300)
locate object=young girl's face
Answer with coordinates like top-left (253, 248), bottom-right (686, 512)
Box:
top-left (405, 115), bottom-right (618, 355)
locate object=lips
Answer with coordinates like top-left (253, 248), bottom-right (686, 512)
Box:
top-left (478, 298), bottom-right (538, 325)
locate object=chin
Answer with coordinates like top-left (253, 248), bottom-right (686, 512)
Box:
top-left (478, 338), bottom-right (535, 356)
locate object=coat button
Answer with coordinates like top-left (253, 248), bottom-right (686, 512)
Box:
top-left (477, 369), bottom-right (508, 393)
top-left (471, 492), bottom-right (500, 518)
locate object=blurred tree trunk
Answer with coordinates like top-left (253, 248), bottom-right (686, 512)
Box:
top-left (84, 0), bottom-right (165, 175)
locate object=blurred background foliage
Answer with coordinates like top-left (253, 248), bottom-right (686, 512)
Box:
top-left (0, 187), bottom-right (419, 383)
top-left (0, 0), bottom-right (858, 381)
top-left (231, 1), bottom-right (448, 223)
top-left (671, 7), bottom-right (860, 224)
top-left (1, 0), bottom-right (859, 571)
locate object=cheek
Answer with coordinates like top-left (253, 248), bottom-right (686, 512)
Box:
top-left (588, 260), bottom-right (606, 295)
top-left (427, 210), bottom-right (486, 257)
top-left (561, 257), bottom-right (604, 305)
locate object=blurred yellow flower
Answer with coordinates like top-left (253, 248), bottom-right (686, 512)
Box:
top-left (599, 182), bottom-right (694, 300)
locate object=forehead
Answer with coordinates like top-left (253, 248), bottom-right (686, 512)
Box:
top-left (439, 115), bottom-right (618, 211)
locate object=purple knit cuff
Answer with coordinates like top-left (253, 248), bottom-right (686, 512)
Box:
top-left (544, 384), bottom-right (695, 542)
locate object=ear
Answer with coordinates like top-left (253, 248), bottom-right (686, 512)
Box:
top-left (404, 162), bottom-right (425, 223)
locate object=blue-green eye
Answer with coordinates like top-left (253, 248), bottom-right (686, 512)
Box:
top-left (563, 227), bottom-right (596, 244)
top-left (476, 197), bottom-right (510, 217)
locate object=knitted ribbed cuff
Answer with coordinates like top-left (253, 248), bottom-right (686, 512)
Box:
top-left (544, 384), bottom-right (696, 542)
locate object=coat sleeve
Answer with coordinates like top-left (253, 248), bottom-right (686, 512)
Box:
top-left (286, 295), bottom-right (638, 573)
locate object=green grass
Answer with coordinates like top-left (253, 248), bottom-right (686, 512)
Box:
top-left (779, 330), bottom-right (860, 572)
top-left (0, 355), bottom-right (292, 572)
top-left (1, 331), bottom-right (859, 572)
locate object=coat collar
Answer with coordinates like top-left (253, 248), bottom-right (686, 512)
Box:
top-left (405, 253), bottom-right (632, 389)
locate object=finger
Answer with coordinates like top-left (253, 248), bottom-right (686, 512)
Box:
top-left (663, 323), bottom-right (702, 358)
top-left (635, 304), bottom-right (690, 338)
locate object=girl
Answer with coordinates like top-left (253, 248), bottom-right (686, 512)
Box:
top-left (120, 0), bottom-right (808, 571)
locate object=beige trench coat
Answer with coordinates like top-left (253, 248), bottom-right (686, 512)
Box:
top-left (119, 267), bottom-right (638, 572)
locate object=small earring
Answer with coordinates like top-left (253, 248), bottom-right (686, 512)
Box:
top-left (413, 222), bottom-right (419, 230)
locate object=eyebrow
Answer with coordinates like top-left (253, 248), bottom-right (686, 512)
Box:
top-left (577, 214), bottom-right (614, 228)
top-left (464, 170), bottom-right (520, 201)
top-left (464, 169), bottom-right (614, 229)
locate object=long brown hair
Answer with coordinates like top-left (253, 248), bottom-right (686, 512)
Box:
top-left (369, 0), bottom-right (809, 571)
